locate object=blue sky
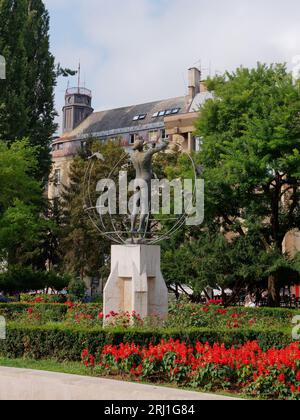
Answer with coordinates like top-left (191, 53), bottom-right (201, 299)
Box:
top-left (44, 0), bottom-right (300, 133)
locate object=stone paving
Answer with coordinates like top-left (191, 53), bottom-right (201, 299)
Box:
top-left (0, 367), bottom-right (241, 400)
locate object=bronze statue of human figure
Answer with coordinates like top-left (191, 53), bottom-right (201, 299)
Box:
top-left (130, 135), bottom-right (169, 239)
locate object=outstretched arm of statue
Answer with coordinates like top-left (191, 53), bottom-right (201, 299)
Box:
top-left (147, 136), bottom-right (169, 156)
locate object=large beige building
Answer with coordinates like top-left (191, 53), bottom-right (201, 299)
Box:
top-left (48, 67), bottom-right (212, 200)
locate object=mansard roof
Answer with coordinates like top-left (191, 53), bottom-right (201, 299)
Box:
top-left (54, 96), bottom-right (188, 144)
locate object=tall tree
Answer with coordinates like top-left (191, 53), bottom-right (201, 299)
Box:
top-left (0, 0), bottom-right (56, 181)
top-left (24, 0), bottom-right (57, 181)
top-left (0, 0), bottom-right (28, 140)
top-left (195, 63), bottom-right (300, 306)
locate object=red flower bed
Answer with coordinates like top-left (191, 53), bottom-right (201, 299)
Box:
top-left (82, 340), bottom-right (300, 400)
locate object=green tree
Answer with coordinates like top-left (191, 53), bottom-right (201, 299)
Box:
top-left (0, 140), bottom-right (41, 214)
top-left (0, 140), bottom-right (47, 267)
top-left (0, 0), bottom-right (75, 181)
top-left (195, 63), bottom-right (300, 306)
top-left (60, 141), bottom-right (128, 282)
top-left (0, 0), bottom-right (28, 141)
top-left (24, 0), bottom-right (57, 181)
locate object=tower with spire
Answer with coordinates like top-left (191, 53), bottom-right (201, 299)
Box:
top-left (62, 63), bottom-right (93, 134)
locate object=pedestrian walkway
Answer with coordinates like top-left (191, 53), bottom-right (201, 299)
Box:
top-left (0, 367), bottom-right (241, 400)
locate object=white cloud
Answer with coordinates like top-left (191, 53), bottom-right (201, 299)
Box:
top-left (44, 0), bottom-right (300, 132)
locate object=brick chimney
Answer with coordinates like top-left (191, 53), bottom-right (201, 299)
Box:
top-left (188, 67), bottom-right (201, 100)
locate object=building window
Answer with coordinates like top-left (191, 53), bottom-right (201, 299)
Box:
top-left (52, 143), bottom-right (64, 152)
top-left (195, 137), bottom-right (203, 152)
top-left (133, 114), bottom-right (147, 121)
top-left (161, 129), bottom-right (169, 140)
top-left (153, 109), bottom-right (180, 118)
top-left (130, 134), bottom-right (138, 145)
top-left (54, 169), bottom-right (61, 186)
top-left (64, 108), bottom-right (72, 130)
top-left (148, 130), bottom-right (158, 143)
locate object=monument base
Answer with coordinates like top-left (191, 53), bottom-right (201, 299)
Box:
top-left (103, 245), bottom-right (168, 324)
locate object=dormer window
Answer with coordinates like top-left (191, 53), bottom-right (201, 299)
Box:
top-left (133, 114), bottom-right (147, 121)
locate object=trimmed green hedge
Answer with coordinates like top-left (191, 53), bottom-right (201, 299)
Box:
top-left (0, 322), bottom-right (295, 362)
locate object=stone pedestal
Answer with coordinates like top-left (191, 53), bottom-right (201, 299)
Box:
top-left (103, 245), bottom-right (168, 324)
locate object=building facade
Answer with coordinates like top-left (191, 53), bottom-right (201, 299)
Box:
top-left (48, 67), bottom-right (212, 200)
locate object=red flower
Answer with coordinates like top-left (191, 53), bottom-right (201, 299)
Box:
top-left (89, 355), bottom-right (95, 367)
top-left (98, 312), bottom-right (104, 319)
top-left (217, 309), bottom-right (228, 315)
top-left (208, 299), bottom-right (223, 306)
top-left (65, 301), bottom-right (74, 309)
top-left (296, 370), bottom-right (300, 381)
top-left (34, 297), bottom-right (43, 303)
top-left (82, 339), bottom-right (300, 398)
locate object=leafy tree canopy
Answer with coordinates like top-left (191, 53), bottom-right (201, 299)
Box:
top-left (193, 63), bottom-right (300, 306)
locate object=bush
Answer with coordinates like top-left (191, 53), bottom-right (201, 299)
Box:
top-left (0, 302), bottom-right (103, 325)
top-left (20, 294), bottom-right (67, 304)
top-left (82, 340), bottom-right (300, 400)
top-left (0, 303), bottom-right (68, 322)
top-left (0, 322), bottom-right (296, 362)
top-left (67, 278), bottom-right (86, 302)
top-left (167, 302), bottom-right (300, 330)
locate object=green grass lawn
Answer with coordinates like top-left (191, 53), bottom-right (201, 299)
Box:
top-left (0, 358), bottom-right (89, 377)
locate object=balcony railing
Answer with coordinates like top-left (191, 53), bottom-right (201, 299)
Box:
top-left (65, 87), bottom-right (92, 97)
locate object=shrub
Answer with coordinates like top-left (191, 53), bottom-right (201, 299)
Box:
top-left (167, 302), bottom-right (300, 330)
top-left (0, 303), bottom-right (68, 322)
top-left (67, 278), bottom-right (86, 302)
top-left (81, 340), bottom-right (300, 400)
top-left (20, 294), bottom-right (67, 304)
top-left (0, 323), bottom-right (296, 362)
